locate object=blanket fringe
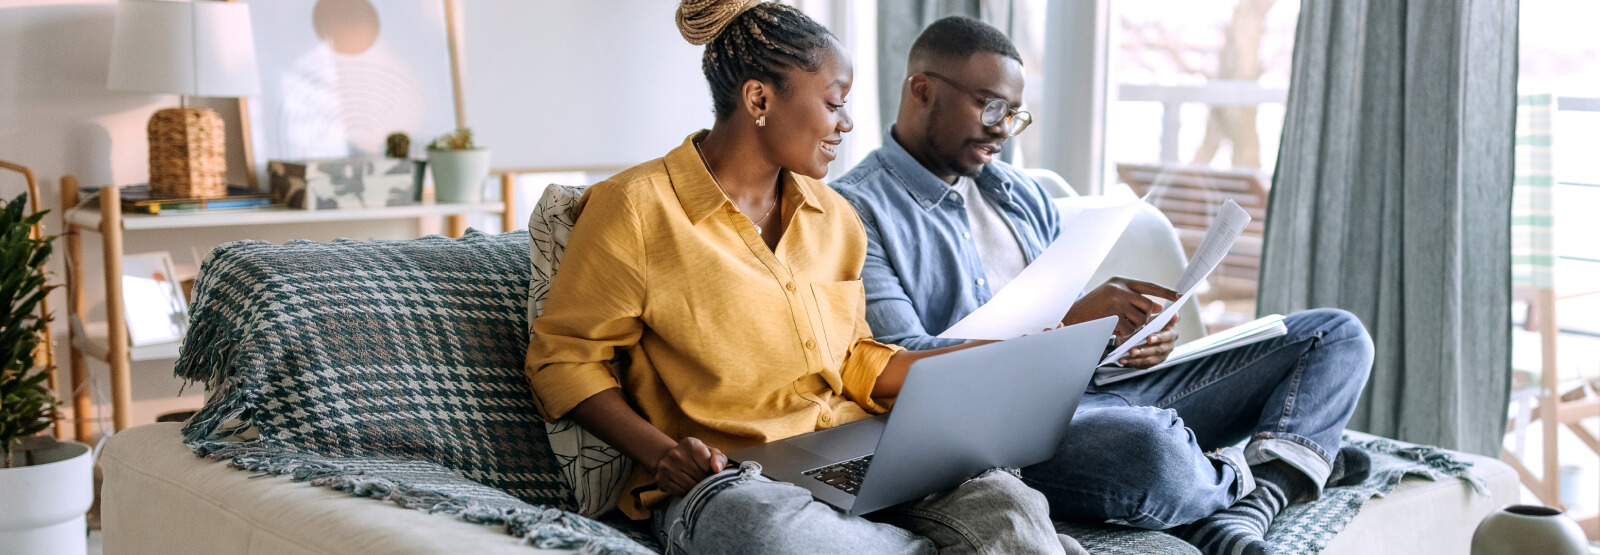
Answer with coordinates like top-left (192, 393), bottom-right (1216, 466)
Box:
top-left (1344, 435), bottom-right (1488, 495)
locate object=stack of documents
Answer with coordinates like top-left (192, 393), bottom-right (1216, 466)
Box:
top-left (1093, 314), bottom-right (1287, 385)
top-left (938, 194), bottom-right (1276, 387)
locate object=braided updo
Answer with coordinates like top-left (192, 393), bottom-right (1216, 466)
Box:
top-left (676, 0), bottom-right (836, 121)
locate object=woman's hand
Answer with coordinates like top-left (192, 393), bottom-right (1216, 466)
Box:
top-left (652, 437), bottom-right (728, 496)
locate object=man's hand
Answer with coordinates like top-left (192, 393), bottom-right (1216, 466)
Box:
top-left (652, 437), bottom-right (728, 496)
top-left (1062, 277), bottom-right (1180, 341)
top-left (1116, 312), bottom-right (1180, 369)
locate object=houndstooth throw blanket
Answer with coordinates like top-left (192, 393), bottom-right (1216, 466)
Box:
top-left (177, 231), bottom-right (651, 554)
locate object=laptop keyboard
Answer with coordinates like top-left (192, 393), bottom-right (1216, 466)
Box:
top-left (803, 454), bottom-right (873, 495)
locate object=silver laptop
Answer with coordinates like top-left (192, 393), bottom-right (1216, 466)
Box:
top-left (727, 316), bottom-right (1116, 516)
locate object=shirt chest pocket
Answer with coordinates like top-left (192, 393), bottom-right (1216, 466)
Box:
top-left (808, 280), bottom-right (865, 368)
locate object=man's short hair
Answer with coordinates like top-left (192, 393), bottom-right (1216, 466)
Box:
top-left (909, 16), bottom-right (1022, 66)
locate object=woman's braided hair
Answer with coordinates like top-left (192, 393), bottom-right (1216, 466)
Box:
top-left (676, 0), bottom-right (835, 120)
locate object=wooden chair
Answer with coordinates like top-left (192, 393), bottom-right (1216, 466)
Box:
top-left (0, 160), bottom-right (62, 438)
top-left (1503, 94), bottom-right (1600, 539)
top-left (1114, 162), bottom-right (1269, 304)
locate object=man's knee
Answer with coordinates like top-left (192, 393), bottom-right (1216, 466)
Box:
top-left (1295, 308), bottom-right (1375, 380)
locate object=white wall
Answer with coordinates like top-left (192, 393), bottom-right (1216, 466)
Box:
top-left (460, 0), bottom-right (883, 179)
top-left (0, 0), bottom-right (416, 440)
top-left (460, 0), bottom-right (709, 172)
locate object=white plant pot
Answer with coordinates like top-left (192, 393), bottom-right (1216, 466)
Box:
top-left (0, 441), bottom-right (94, 555)
top-left (428, 148), bottom-right (491, 204)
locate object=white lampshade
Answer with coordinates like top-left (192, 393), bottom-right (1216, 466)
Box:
top-left (107, 0), bottom-right (260, 98)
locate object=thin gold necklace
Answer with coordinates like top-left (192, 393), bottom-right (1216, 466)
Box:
top-left (695, 142), bottom-right (779, 234)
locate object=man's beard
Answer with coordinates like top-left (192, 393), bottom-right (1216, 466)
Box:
top-left (920, 133), bottom-right (984, 178)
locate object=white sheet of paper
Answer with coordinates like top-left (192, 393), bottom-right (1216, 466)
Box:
top-left (938, 194), bottom-right (1143, 341)
top-left (1174, 199), bottom-right (1251, 294)
top-left (1100, 199), bottom-right (1252, 365)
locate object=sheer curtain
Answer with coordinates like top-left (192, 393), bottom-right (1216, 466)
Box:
top-left (1258, 0), bottom-right (1519, 456)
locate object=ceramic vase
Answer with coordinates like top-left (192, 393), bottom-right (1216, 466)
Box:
top-left (1470, 504), bottom-right (1590, 555)
top-left (0, 441), bottom-right (94, 555)
top-left (428, 148), bottom-right (490, 204)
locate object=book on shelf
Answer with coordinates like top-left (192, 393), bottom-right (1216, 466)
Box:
top-left (1093, 314), bottom-right (1287, 386)
top-left (116, 184), bottom-right (275, 215)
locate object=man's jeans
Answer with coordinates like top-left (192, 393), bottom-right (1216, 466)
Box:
top-left (1021, 308), bottom-right (1373, 530)
top-left (653, 462), bottom-right (1081, 555)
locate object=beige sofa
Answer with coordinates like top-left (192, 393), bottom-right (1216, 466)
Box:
top-left (99, 425), bottom-right (1516, 555)
top-left (98, 184), bottom-right (1518, 554)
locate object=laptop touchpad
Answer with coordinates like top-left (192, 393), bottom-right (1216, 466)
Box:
top-left (784, 415), bottom-right (886, 461)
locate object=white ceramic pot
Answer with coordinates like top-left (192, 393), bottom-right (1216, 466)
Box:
top-left (0, 441), bottom-right (94, 555)
top-left (1470, 504), bottom-right (1590, 555)
top-left (427, 148), bottom-right (491, 204)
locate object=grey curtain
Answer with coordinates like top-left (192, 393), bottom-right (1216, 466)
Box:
top-left (876, 0), bottom-right (1011, 131)
top-left (1259, 0), bottom-right (1519, 457)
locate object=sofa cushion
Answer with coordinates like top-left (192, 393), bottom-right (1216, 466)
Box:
top-left (103, 423), bottom-right (585, 555)
top-left (527, 184), bottom-right (588, 324)
top-left (173, 231), bottom-right (648, 552)
top-left (526, 184), bottom-right (635, 518)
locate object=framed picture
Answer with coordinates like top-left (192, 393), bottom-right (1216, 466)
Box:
top-left (122, 252), bottom-right (189, 347)
top-left (242, 0), bottom-right (457, 187)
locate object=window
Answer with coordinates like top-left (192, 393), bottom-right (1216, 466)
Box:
top-left (1505, 0), bottom-right (1600, 521)
top-left (1103, 0), bottom-right (1300, 331)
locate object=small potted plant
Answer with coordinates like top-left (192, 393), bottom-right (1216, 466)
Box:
top-left (0, 193), bottom-right (93, 554)
top-left (427, 128), bottom-right (490, 204)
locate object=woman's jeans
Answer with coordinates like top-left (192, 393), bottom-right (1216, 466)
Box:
top-left (1021, 308), bottom-right (1374, 529)
top-left (652, 462), bottom-right (1077, 555)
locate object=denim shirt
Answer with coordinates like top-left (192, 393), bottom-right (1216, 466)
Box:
top-left (830, 126), bottom-right (1061, 351)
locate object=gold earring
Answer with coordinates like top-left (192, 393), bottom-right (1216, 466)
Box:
top-left (756, 115), bottom-right (766, 127)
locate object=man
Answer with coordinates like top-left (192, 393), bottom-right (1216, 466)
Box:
top-left (832, 16), bottom-right (1374, 555)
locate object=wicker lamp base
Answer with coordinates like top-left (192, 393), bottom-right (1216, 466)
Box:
top-left (148, 107), bottom-right (227, 198)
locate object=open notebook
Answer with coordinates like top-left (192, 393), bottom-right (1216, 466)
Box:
top-left (1093, 314), bottom-right (1286, 386)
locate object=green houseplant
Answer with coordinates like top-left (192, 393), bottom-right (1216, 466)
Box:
top-left (0, 192), bottom-right (93, 554)
top-left (0, 192), bottom-right (56, 468)
top-left (427, 128), bottom-right (491, 204)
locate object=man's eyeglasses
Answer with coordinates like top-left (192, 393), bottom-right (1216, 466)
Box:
top-left (922, 71), bottom-right (1033, 137)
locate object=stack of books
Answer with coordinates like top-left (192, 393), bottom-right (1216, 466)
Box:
top-left (117, 184), bottom-right (274, 215)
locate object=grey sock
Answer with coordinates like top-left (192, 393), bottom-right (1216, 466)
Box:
top-left (1175, 463), bottom-right (1307, 555)
top-left (1326, 446), bottom-right (1371, 489)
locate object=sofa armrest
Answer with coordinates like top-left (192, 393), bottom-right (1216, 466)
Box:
top-left (1322, 431), bottom-right (1519, 555)
top-left (101, 423), bottom-right (574, 555)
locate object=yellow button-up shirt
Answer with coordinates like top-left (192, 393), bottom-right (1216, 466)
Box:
top-left (526, 132), bottom-right (904, 519)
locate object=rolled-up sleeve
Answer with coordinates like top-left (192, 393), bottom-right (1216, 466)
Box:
top-left (525, 185), bottom-right (647, 421)
top-left (838, 289), bottom-right (906, 414)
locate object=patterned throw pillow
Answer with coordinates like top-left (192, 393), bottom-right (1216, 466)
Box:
top-left (527, 184), bottom-right (634, 518)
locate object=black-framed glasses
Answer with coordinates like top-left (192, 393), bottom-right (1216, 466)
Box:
top-left (923, 71), bottom-right (1033, 137)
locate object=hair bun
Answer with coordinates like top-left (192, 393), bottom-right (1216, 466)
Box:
top-left (677, 0), bottom-right (761, 45)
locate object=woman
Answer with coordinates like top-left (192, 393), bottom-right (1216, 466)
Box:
top-left (526, 2), bottom-right (1076, 552)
